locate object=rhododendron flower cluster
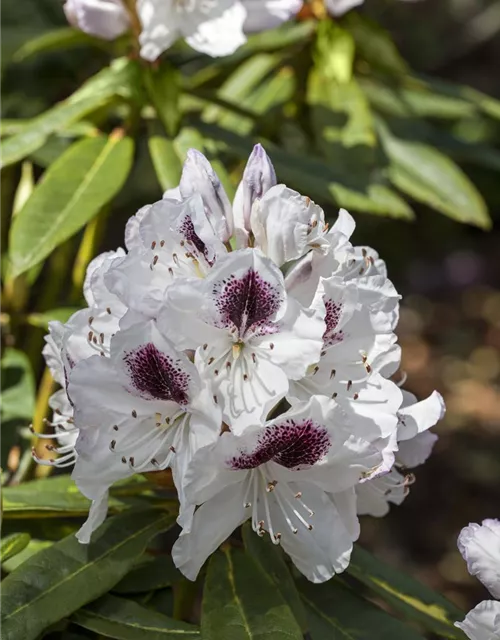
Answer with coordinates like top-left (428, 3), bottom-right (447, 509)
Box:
top-left (456, 519), bottom-right (500, 640)
top-left (36, 145), bottom-right (445, 583)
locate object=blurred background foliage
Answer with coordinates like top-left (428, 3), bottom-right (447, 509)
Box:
top-left (1, 0), bottom-right (500, 624)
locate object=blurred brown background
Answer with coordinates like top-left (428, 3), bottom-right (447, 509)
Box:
top-left (355, 0), bottom-right (500, 613)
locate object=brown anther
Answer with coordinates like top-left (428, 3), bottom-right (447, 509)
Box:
top-left (165, 417), bottom-right (170, 425)
top-left (132, 409), bottom-right (137, 418)
top-left (55, 408), bottom-right (62, 415)
top-left (292, 528), bottom-right (298, 535)
top-left (244, 502), bottom-right (251, 508)
top-left (170, 446), bottom-right (176, 453)
top-left (203, 343), bottom-right (208, 350)
top-left (173, 253), bottom-right (179, 264)
top-left (251, 353), bottom-right (256, 363)
top-left (294, 492), bottom-right (302, 499)
top-left (266, 480), bottom-right (277, 492)
top-left (160, 240), bottom-right (165, 247)
top-left (243, 374), bottom-right (249, 381)
top-left (361, 354), bottom-right (368, 363)
top-left (321, 350), bottom-right (326, 357)
top-left (275, 533), bottom-right (282, 541)
top-left (106, 307), bottom-right (112, 314)
top-left (214, 369), bottom-right (219, 376)
top-left (45, 444), bottom-right (55, 451)
top-left (121, 456), bottom-right (127, 463)
top-left (362, 248), bottom-right (367, 257)
top-left (99, 332), bottom-right (104, 344)
top-left (168, 267), bottom-right (174, 277)
top-left (269, 343), bottom-right (274, 350)
top-left (88, 330), bottom-right (93, 341)
top-left (313, 366), bottom-right (319, 375)
top-left (152, 255), bottom-right (159, 266)
top-left (213, 395), bottom-right (218, 404)
top-left (311, 218), bottom-right (317, 228)
top-left (129, 456), bottom-right (135, 466)
top-left (88, 316), bottom-right (94, 325)
top-left (208, 357), bottom-right (215, 365)
top-left (347, 380), bottom-right (352, 391)
top-left (365, 363), bottom-right (372, 373)
top-left (151, 241), bottom-right (156, 250)
top-left (93, 336), bottom-right (98, 344)
top-left (113, 425), bottom-right (119, 431)
top-left (307, 524), bottom-right (313, 531)
top-left (353, 393), bottom-right (359, 400)
top-left (110, 440), bottom-right (116, 450)
top-left (226, 361), bottom-right (231, 369)
top-left (151, 458), bottom-right (159, 466)
top-left (330, 369), bottom-right (336, 379)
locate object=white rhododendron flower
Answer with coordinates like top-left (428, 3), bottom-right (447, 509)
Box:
top-left (63, 0), bottom-right (130, 40)
top-left (456, 519), bottom-right (500, 640)
top-left (36, 143), bottom-right (445, 583)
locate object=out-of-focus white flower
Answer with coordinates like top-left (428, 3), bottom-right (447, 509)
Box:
top-left (242, 0), bottom-right (303, 33)
top-left (172, 395), bottom-right (382, 582)
top-left (137, 0), bottom-right (247, 60)
top-left (64, 0), bottom-right (130, 40)
top-left (456, 519), bottom-right (500, 639)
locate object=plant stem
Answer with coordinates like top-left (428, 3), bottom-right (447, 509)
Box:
top-left (173, 578), bottom-right (198, 623)
top-left (31, 367), bottom-right (56, 480)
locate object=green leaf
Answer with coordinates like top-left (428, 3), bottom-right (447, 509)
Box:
top-left (299, 578), bottom-right (426, 639)
top-left (1, 508), bottom-right (177, 640)
top-left (242, 524), bottom-right (308, 633)
top-left (143, 63), bottom-right (181, 138)
top-left (0, 533), bottom-right (31, 563)
top-left (72, 594), bottom-right (199, 639)
top-left (1, 474), bottom-right (156, 518)
top-left (202, 54), bottom-right (282, 128)
top-left (1, 58), bottom-right (142, 167)
top-left (9, 133), bottom-right (134, 277)
top-left (346, 544), bottom-right (467, 639)
top-left (1, 348), bottom-right (35, 422)
top-left (377, 120), bottom-right (491, 229)
top-left (361, 78), bottom-right (477, 120)
top-left (201, 546), bottom-right (303, 640)
top-left (113, 556), bottom-right (182, 594)
top-left (343, 13), bottom-right (408, 76)
top-left (315, 21), bottom-right (355, 84)
top-left (2, 539), bottom-right (53, 574)
top-left (13, 27), bottom-right (106, 63)
top-left (26, 307), bottom-right (81, 330)
top-left (148, 135), bottom-right (183, 191)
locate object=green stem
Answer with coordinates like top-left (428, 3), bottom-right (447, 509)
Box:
top-left (173, 577), bottom-right (198, 623)
top-left (70, 211), bottom-right (107, 304)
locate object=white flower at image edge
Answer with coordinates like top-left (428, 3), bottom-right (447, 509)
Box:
top-left (172, 395), bottom-right (383, 582)
top-left (456, 519), bottom-right (500, 640)
top-left (64, 0), bottom-right (130, 40)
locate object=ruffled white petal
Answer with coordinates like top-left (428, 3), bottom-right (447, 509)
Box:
top-left (455, 600), bottom-right (500, 640)
top-left (458, 520), bottom-right (500, 599)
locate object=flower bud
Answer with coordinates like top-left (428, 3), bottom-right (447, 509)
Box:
top-left (63, 0), bottom-right (130, 41)
top-left (233, 143), bottom-right (277, 234)
top-left (179, 149), bottom-right (233, 243)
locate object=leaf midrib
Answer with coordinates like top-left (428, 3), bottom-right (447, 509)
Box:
top-left (2, 512), bottom-right (172, 622)
top-left (14, 136), bottom-right (118, 272)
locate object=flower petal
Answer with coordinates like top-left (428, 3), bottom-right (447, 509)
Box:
top-left (183, 0), bottom-right (247, 57)
top-left (458, 520), bottom-right (500, 599)
top-left (455, 600), bottom-right (500, 640)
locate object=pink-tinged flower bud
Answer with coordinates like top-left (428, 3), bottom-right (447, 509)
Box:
top-left (233, 143), bottom-right (276, 233)
top-left (179, 149), bottom-right (233, 243)
top-left (63, 0), bottom-right (130, 40)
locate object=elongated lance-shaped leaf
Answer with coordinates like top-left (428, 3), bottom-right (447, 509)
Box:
top-left (1, 507), bottom-right (177, 640)
top-left (346, 544), bottom-right (467, 639)
top-left (1, 57), bottom-right (142, 167)
top-left (377, 119), bottom-right (491, 229)
top-left (0, 533), bottom-right (31, 563)
top-left (299, 578), bottom-right (426, 640)
top-left (201, 546), bottom-right (303, 640)
top-left (242, 523), bottom-right (308, 633)
top-left (143, 63), bottom-right (181, 138)
top-left (72, 594), bottom-right (200, 639)
top-left (113, 555), bottom-right (182, 594)
top-left (9, 133), bottom-right (134, 277)
top-left (148, 134), bottom-right (183, 191)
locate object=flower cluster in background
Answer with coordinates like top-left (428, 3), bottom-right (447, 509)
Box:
top-left (36, 145), bottom-right (444, 582)
top-left (456, 519), bottom-right (500, 640)
top-left (63, 0), bottom-right (422, 59)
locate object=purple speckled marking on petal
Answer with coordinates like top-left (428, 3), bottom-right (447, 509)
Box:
top-left (177, 215), bottom-right (213, 266)
top-left (213, 268), bottom-right (282, 339)
top-left (230, 419), bottom-right (330, 470)
top-left (124, 343), bottom-right (190, 405)
top-left (323, 298), bottom-right (344, 348)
